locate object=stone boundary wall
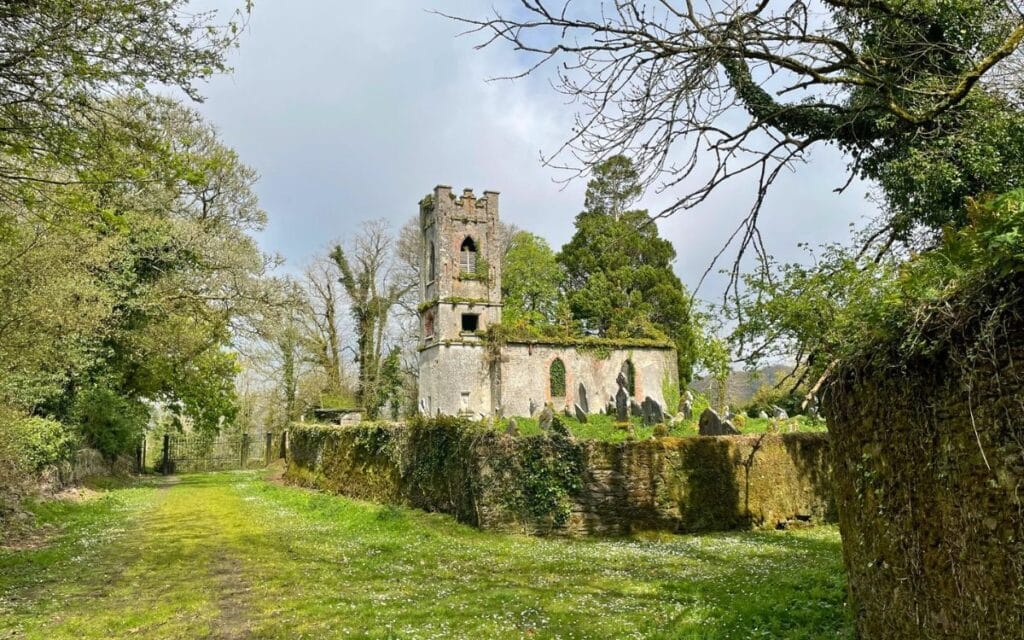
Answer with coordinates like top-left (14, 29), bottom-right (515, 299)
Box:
top-left (824, 312), bottom-right (1024, 638)
top-left (285, 420), bottom-right (835, 536)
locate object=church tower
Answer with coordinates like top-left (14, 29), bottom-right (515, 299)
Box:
top-left (417, 185), bottom-right (502, 416)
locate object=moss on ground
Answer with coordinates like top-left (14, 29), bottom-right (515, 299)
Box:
top-left (0, 470), bottom-right (852, 639)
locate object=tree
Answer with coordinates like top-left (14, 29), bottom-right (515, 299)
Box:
top-left (450, 1), bottom-right (1024, 277)
top-left (331, 221), bottom-right (415, 419)
top-left (501, 231), bottom-right (565, 327)
top-left (302, 257), bottom-right (347, 395)
top-left (0, 0), bottom-right (249, 206)
top-left (558, 156), bottom-right (697, 380)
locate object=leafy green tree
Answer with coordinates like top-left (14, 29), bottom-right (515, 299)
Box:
top-left (456, 1), bottom-right (1024, 256)
top-left (0, 0), bottom-right (248, 206)
top-left (559, 155), bottom-right (697, 381)
top-left (501, 231), bottom-right (565, 327)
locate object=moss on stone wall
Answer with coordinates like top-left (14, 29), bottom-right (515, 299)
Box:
top-left (287, 419), bottom-right (834, 537)
top-left (823, 277), bottom-right (1024, 639)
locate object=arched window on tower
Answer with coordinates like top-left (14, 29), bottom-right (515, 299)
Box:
top-left (550, 358), bottom-right (566, 398)
top-left (427, 242), bottom-right (436, 282)
top-left (460, 236), bottom-right (477, 274)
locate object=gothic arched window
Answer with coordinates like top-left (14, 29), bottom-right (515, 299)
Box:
top-left (460, 236), bottom-right (477, 274)
top-left (620, 360), bottom-right (636, 396)
top-left (550, 358), bottom-right (566, 398)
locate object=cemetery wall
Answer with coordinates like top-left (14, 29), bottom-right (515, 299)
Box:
top-left (823, 287), bottom-right (1024, 638)
top-left (285, 419), bottom-right (835, 536)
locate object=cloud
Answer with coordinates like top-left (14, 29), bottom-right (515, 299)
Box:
top-left (188, 0), bottom-right (876, 301)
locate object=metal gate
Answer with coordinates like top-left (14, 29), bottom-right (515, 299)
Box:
top-left (140, 431), bottom-right (287, 474)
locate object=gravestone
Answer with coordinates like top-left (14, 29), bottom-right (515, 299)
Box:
top-left (607, 397), bottom-right (615, 415)
top-left (630, 399), bottom-right (643, 418)
top-left (723, 405), bottom-right (735, 421)
top-left (574, 403), bottom-right (588, 423)
top-left (577, 383), bottom-right (589, 414)
top-left (551, 418), bottom-right (572, 438)
top-left (615, 387), bottom-right (629, 422)
top-left (698, 407), bottom-right (741, 436)
top-left (758, 410), bottom-right (769, 420)
top-left (681, 400), bottom-right (693, 420)
top-left (538, 404), bottom-right (554, 431)
top-left (772, 405), bottom-right (789, 420)
top-left (564, 404), bottom-right (573, 418)
top-left (529, 399), bottom-right (538, 417)
top-left (505, 418), bottom-right (519, 436)
top-left (641, 396), bottom-right (664, 425)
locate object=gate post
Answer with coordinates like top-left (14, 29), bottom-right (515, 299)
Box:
top-left (161, 434), bottom-right (170, 475)
top-left (241, 433), bottom-right (249, 469)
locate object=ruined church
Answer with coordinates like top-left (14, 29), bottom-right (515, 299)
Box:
top-left (417, 185), bottom-right (678, 418)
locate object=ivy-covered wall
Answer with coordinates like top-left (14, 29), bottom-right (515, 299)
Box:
top-left (824, 296), bottom-right (1024, 639)
top-left (286, 419), bottom-right (835, 536)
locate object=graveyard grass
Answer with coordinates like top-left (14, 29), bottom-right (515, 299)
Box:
top-left (501, 414), bottom-right (826, 443)
top-left (0, 470), bottom-right (852, 639)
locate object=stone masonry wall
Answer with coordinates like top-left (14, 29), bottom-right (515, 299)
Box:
top-left (286, 421), bottom-right (834, 536)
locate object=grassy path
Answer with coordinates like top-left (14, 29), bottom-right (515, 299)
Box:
top-left (0, 471), bottom-right (852, 639)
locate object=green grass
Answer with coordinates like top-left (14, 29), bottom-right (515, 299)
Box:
top-left (0, 471), bottom-right (852, 639)
top-left (501, 413), bottom-right (827, 443)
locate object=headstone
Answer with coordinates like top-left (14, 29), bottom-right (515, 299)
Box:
top-left (607, 397), bottom-right (615, 415)
top-left (630, 399), bottom-right (643, 418)
top-left (641, 396), bottom-right (664, 425)
top-left (574, 403), bottom-right (588, 423)
top-left (538, 404), bottom-right (554, 431)
top-left (529, 399), bottom-right (538, 417)
top-left (505, 418), bottom-right (519, 436)
top-left (551, 417), bottom-right (572, 438)
top-left (564, 404), bottom-right (573, 418)
top-left (616, 371), bottom-right (628, 389)
top-left (698, 407), bottom-right (741, 436)
top-left (772, 405), bottom-right (789, 420)
top-left (577, 383), bottom-right (589, 414)
top-left (758, 410), bottom-right (769, 420)
top-left (615, 387), bottom-right (629, 422)
top-left (681, 400), bottom-right (693, 420)
top-left (723, 405), bottom-right (735, 421)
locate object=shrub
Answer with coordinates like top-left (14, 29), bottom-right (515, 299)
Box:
top-left (74, 386), bottom-right (149, 459)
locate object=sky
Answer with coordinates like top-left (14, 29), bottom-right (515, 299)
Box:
top-left (185, 0), bottom-right (877, 304)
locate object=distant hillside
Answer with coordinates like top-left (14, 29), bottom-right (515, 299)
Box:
top-left (690, 365), bottom-right (793, 408)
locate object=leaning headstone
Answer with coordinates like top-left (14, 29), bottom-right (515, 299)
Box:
top-left (574, 403), bottom-right (588, 423)
top-left (615, 387), bottom-right (629, 422)
top-left (577, 383), bottom-right (589, 414)
top-left (551, 417), bottom-right (572, 439)
top-left (772, 405), bottom-right (789, 420)
top-left (538, 404), bottom-right (554, 431)
top-left (699, 407), bottom-right (741, 436)
top-left (505, 418), bottom-right (520, 436)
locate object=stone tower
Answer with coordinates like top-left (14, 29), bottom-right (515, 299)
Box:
top-left (417, 185), bottom-right (502, 416)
